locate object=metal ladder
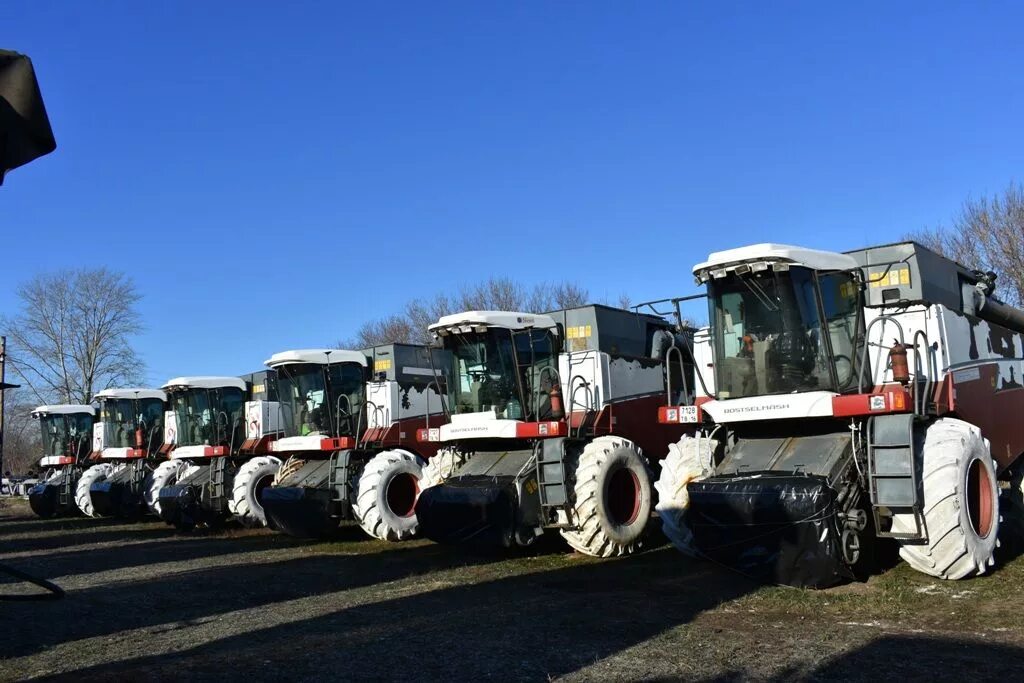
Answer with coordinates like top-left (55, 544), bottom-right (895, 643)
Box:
top-left (209, 457), bottom-right (226, 508)
top-left (535, 438), bottom-right (570, 511)
top-left (867, 413), bottom-right (924, 539)
top-left (58, 467), bottom-right (72, 508)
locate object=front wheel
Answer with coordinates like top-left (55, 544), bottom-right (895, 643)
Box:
top-left (894, 418), bottom-right (999, 579)
top-left (560, 436), bottom-right (653, 558)
top-left (353, 449), bottom-right (427, 541)
top-left (654, 434), bottom-right (716, 556)
top-left (75, 464), bottom-right (115, 517)
top-left (228, 456), bottom-right (281, 527)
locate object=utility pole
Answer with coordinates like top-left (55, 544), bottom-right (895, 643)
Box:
top-left (1, 335), bottom-right (20, 481)
top-left (1, 336), bottom-right (7, 479)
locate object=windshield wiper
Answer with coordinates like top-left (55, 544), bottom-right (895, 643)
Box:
top-left (738, 275), bottom-right (779, 312)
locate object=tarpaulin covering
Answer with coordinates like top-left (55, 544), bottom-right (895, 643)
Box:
top-left (415, 477), bottom-right (516, 548)
top-left (687, 474), bottom-right (853, 589)
top-left (0, 50), bottom-right (56, 183)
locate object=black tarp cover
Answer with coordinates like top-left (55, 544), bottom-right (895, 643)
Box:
top-left (0, 49), bottom-right (56, 184)
top-left (687, 474), bottom-right (854, 589)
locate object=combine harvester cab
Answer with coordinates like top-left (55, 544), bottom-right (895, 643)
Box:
top-left (26, 405), bottom-right (96, 518)
top-left (83, 388), bottom-right (167, 518)
top-left (155, 372), bottom-right (279, 529)
top-left (260, 345), bottom-right (450, 539)
top-left (414, 306), bottom-right (694, 556)
top-left (656, 242), bottom-right (1022, 588)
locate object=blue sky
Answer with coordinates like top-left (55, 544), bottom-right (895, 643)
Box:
top-left (2, 2), bottom-right (1023, 385)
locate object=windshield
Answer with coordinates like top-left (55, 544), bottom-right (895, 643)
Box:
top-left (39, 413), bottom-right (92, 459)
top-left (171, 387), bottom-right (245, 448)
top-left (708, 266), bottom-right (861, 399)
top-left (443, 328), bottom-right (556, 420)
top-left (101, 398), bottom-right (164, 450)
top-left (276, 362), bottom-right (365, 438)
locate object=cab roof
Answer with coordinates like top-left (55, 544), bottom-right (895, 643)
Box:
top-left (429, 310), bottom-right (557, 334)
top-left (94, 388), bottom-right (167, 401)
top-left (162, 376), bottom-right (247, 391)
top-left (694, 243), bottom-right (859, 277)
top-left (264, 349), bottom-right (368, 368)
top-left (31, 404), bottom-right (95, 417)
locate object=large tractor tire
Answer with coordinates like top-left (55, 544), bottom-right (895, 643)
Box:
top-left (560, 436), bottom-right (653, 558)
top-left (75, 464), bottom-right (116, 517)
top-left (894, 418), bottom-right (999, 580)
top-left (228, 456), bottom-right (281, 527)
top-left (353, 449), bottom-right (427, 541)
top-left (654, 434), bottom-right (716, 556)
top-left (419, 447), bottom-right (468, 490)
top-left (145, 460), bottom-right (191, 515)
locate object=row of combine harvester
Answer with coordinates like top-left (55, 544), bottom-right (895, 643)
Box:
top-left (26, 240), bottom-right (1024, 588)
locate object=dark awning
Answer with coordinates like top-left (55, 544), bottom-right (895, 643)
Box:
top-left (0, 49), bottom-right (56, 184)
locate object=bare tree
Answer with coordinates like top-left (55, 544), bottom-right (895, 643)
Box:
top-left (1, 268), bottom-right (144, 405)
top-left (340, 277), bottom-right (591, 348)
top-left (910, 182), bottom-right (1024, 306)
top-left (2, 390), bottom-right (41, 476)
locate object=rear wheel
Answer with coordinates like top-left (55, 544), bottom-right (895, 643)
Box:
top-left (228, 456), bottom-right (281, 527)
top-left (353, 449), bottom-right (427, 541)
top-left (560, 436), bottom-right (652, 557)
top-left (654, 434), bottom-right (716, 556)
top-left (894, 418), bottom-right (999, 579)
top-left (75, 464), bottom-right (115, 517)
top-left (419, 447), bottom-right (468, 490)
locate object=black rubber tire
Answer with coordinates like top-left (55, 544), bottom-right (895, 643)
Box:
top-left (228, 456), bottom-right (281, 527)
top-left (560, 436), bottom-right (653, 557)
top-left (353, 449), bottom-right (426, 541)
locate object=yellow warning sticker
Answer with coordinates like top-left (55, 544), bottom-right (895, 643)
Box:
top-left (374, 359), bottom-right (392, 372)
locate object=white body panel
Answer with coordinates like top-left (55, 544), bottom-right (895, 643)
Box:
top-left (365, 381), bottom-right (444, 431)
top-left (701, 391), bottom-right (837, 422)
top-left (170, 445), bottom-right (207, 460)
top-left (558, 350), bottom-right (663, 414)
top-left (271, 434), bottom-right (326, 453)
top-left (92, 422), bottom-right (104, 453)
top-left (245, 400), bottom-right (282, 439)
top-left (163, 411), bottom-right (177, 446)
top-left (101, 447), bottom-right (135, 459)
top-left (39, 456), bottom-right (71, 466)
top-left (692, 327), bottom-right (715, 399)
top-left (437, 411), bottom-right (522, 440)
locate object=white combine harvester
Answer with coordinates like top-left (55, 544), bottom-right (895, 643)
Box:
top-left (25, 405), bottom-right (95, 517)
top-left (78, 388), bottom-right (167, 518)
top-left (154, 373), bottom-right (281, 528)
top-left (656, 242), bottom-right (1024, 587)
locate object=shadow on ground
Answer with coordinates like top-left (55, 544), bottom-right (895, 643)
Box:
top-left (698, 635), bottom-right (1024, 682)
top-left (26, 548), bottom-right (761, 681)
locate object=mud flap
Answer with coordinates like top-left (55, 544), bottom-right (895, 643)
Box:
top-left (687, 474), bottom-right (852, 588)
top-left (261, 486), bottom-right (337, 538)
top-left (415, 478), bottom-right (516, 548)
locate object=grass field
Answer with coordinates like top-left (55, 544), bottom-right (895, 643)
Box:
top-left (1, 497), bottom-right (1023, 681)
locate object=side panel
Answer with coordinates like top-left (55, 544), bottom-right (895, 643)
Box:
top-left (937, 306), bottom-right (1024, 471)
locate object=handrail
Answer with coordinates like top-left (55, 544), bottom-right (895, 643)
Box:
top-left (534, 365), bottom-right (561, 420)
top-left (664, 344), bottom-right (689, 407)
top-left (858, 315), bottom-right (906, 393)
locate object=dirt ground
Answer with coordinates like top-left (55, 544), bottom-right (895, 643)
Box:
top-left (1, 498), bottom-right (1023, 682)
